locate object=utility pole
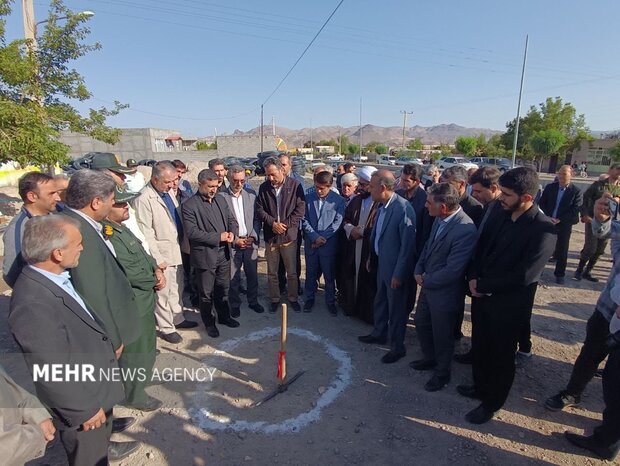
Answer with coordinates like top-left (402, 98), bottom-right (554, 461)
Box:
top-left (401, 110), bottom-right (413, 149)
top-left (310, 118), bottom-right (313, 155)
top-left (260, 104), bottom-right (264, 154)
top-left (22, 0), bottom-right (37, 47)
top-left (359, 97), bottom-right (363, 157)
top-left (512, 35), bottom-right (529, 168)
top-left (272, 116), bottom-right (276, 136)
top-left (338, 127), bottom-right (342, 155)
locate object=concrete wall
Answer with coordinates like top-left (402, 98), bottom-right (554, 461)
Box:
top-left (217, 135), bottom-right (277, 157)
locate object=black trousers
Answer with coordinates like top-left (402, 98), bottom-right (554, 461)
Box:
top-left (566, 310), bottom-right (610, 396)
top-left (579, 223), bottom-right (607, 264)
top-left (278, 230), bottom-right (302, 292)
top-left (594, 347), bottom-right (620, 454)
top-left (58, 410), bottom-right (113, 466)
top-left (195, 249), bottom-right (232, 328)
top-left (181, 251), bottom-right (199, 308)
top-left (472, 284), bottom-right (537, 412)
top-left (553, 224), bottom-right (573, 278)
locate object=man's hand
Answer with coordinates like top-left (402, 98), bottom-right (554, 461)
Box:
top-left (390, 277), bottom-right (402, 289)
top-left (581, 214), bottom-right (593, 224)
top-left (350, 226), bottom-right (363, 241)
top-left (220, 232), bottom-right (234, 243)
top-left (594, 193), bottom-right (618, 222)
top-left (157, 261), bottom-right (168, 271)
top-left (244, 237), bottom-right (255, 247)
top-left (39, 418), bottom-right (56, 442)
top-left (235, 238), bottom-right (247, 249)
top-left (81, 408), bottom-right (106, 432)
top-left (414, 274), bottom-right (424, 287)
top-left (114, 343), bottom-right (124, 360)
top-left (314, 236), bottom-right (327, 247)
top-left (469, 279), bottom-right (484, 298)
top-left (272, 222), bottom-right (288, 235)
top-left (154, 268), bottom-right (166, 291)
top-left (550, 218), bottom-right (560, 225)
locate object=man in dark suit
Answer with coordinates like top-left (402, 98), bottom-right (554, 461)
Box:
top-left (411, 183), bottom-right (477, 391)
top-left (182, 169), bottom-right (240, 338)
top-left (459, 167), bottom-right (556, 424)
top-left (538, 165), bottom-right (583, 284)
top-left (219, 165), bottom-right (264, 316)
top-left (358, 170), bottom-right (416, 363)
top-left (9, 215), bottom-right (138, 465)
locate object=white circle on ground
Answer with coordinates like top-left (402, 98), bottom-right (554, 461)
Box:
top-left (190, 326), bottom-right (353, 434)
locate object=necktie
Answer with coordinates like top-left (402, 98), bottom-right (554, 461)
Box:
top-left (161, 192), bottom-right (184, 237)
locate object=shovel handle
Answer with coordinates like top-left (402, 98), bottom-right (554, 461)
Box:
top-left (280, 303), bottom-right (287, 352)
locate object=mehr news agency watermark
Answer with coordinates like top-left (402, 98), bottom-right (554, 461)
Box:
top-left (32, 364), bottom-right (217, 383)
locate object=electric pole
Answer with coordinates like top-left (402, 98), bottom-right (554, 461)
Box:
top-left (401, 110), bottom-right (414, 149)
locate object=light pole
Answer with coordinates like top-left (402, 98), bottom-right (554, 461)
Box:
top-left (401, 110), bottom-right (413, 149)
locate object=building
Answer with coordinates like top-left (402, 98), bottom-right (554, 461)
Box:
top-left (568, 138), bottom-right (617, 174)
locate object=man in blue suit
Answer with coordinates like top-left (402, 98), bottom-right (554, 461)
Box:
top-left (303, 171), bottom-right (345, 315)
top-left (359, 170), bottom-right (416, 363)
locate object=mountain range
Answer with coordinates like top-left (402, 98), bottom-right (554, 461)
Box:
top-left (233, 123), bottom-right (503, 147)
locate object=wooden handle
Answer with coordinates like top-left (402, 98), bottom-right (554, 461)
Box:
top-left (280, 303), bottom-right (287, 352)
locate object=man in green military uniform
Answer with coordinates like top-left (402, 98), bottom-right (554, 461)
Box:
top-left (103, 187), bottom-right (166, 411)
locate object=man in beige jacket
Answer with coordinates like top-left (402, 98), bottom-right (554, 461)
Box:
top-left (133, 162), bottom-right (197, 343)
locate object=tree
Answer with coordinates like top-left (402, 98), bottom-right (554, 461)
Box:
top-left (196, 141), bottom-right (216, 150)
top-left (0, 0), bottom-right (126, 167)
top-left (610, 141), bottom-right (620, 162)
top-left (529, 129), bottom-right (566, 167)
top-left (455, 136), bottom-right (478, 156)
top-left (364, 141), bottom-right (382, 154)
top-left (406, 139), bottom-right (423, 150)
top-left (347, 143), bottom-right (359, 155)
top-left (375, 144), bottom-right (388, 154)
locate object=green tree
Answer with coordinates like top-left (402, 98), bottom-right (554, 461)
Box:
top-left (455, 136), bottom-right (478, 156)
top-left (375, 144), bottom-right (388, 154)
top-left (364, 140), bottom-right (382, 153)
top-left (529, 129), bottom-right (566, 166)
top-left (0, 0), bottom-right (125, 167)
top-left (406, 138), bottom-right (423, 150)
top-left (347, 143), bottom-right (359, 155)
top-left (609, 141), bottom-right (620, 162)
top-left (196, 141), bottom-right (216, 150)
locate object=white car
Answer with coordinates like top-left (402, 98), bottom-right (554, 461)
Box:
top-left (377, 155), bottom-right (396, 165)
top-left (325, 154), bottom-right (344, 162)
top-left (437, 156), bottom-right (478, 171)
top-left (352, 154), bottom-right (368, 162)
top-left (395, 156), bottom-right (423, 166)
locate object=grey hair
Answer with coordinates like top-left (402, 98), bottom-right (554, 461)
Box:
top-left (263, 157), bottom-right (282, 170)
top-left (313, 164), bottom-right (334, 175)
top-left (227, 165), bottom-right (246, 179)
top-left (426, 164), bottom-right (438, 175)
top-left (22, 215), bottom-right (80, 264)
top-left (427, 182), bottom-right (461, 211)
top-left (371, 170), bottom-right (395, 191)
top-left (197, 169), bottom-right (219, 184)
top-left (441, 165), bottom-right (468, 183)
top-left (65, 169), bottom-right (116, 209)
top-left (341, 173), bottom-right (358, 185)
top-left (152, 161), bottom-right (176, 180)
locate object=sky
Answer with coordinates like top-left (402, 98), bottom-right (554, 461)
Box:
top-left (6, 0), bottom-right (620, 137)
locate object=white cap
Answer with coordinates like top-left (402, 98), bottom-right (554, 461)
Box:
top-left (357, 166), bottom-right (377, 182)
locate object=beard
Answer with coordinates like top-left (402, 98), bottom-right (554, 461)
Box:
top-left (500, 197), bottom-right (521, 212)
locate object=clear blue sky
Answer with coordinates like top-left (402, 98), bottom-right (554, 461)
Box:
top-left (7, 0), bottom-right (620, 137)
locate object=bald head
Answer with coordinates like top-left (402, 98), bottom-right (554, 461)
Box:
top-left (369, 169), bottom-right (396, 203)
top-left (557, 164), bottom-right (572, 187)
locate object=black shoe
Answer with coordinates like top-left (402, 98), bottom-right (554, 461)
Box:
top-left (125, 395), bottom-right (162, 412)
top-left (220, 318), bottom-right (240, 328)
top-left (108, 441), bottom-right (141, 462)
top-left (176, 320), bottom-right (198, 329)
top-left (206, 325), bottom-right (220, 338)
top-left (327, 303), bottom-right (338, 316)
top-left (457, 384), bottom-right (481, 400)
top-left (409, 359), bottom-right (437, 371)
top-left (425, 375), bottom-right (450, 392)
top-left (548, 256), bottom-right (557, 263)
top-left (303, 299), bottom-right (314, 312)
top-left (453, 351), bottom-right (473, 364)
top-left (269, 302), bottom-right (279, 313)
top-left (465, 404), bottom-right (495, 424)
top-left (358, 334), bottom-right (387, 344)
top-left (545, 391), bottom-right (580, 412)
top-left (230, 307), bottom-right (240, 318)
top-left (555, 276), bottom-right (565, 285)
top-left (573, 270), bottom-right (583, 281)
top-left (112, 416), bottom-right (136, 434)
top-left (290, 302), bottom-right (301, 313)
top-left (582, 272), bottom-right (599, 282)
top-left (381, 351), bottom-right (406, 364)
top-left (159, 332), bottom-right (182, 344)
top-left (564, 431), bottom-right (618, 460)
top-left (249, 303), bottom-right (265, 314)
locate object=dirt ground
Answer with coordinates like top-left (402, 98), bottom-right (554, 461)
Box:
top-left (0, 176), bottom-right (617, 465)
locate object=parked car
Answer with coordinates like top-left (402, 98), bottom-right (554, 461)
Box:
top-left (437, 156), bottom-right (478, 170)
top-left (395, 156), bottom-right (423, 166)
top-left (325, 154), bottom-right (345, 162)
top-left (469, 157), bottom-right (488, 166)
top-left (254, 151), bottom-right (283, 175)
top-left (377, 155), bottom-right (396, 166)
top-left (483, 157), bottom-right (513, 173)
top-left (352, 154), bottom-right (368, 162)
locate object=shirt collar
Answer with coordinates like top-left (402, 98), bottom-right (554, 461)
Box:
top-left (441, 206), bottom-right (461, 224)
top-left (381, 193), bottom-right (396, 210)
top-left (69, 208), bottom-right (102, 234)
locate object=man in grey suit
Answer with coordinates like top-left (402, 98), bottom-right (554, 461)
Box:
top-left (411, 183), bottom-right (478, 391)
top-left (358, 170), bottom-right (416, 363)
top-left (9, 215), bottom-right (138, 465)
top-left (219, 165), bottom-right (265, 316)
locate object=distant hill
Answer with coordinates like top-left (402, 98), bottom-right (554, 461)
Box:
top-left (233, 123), bottom-right (502, 147)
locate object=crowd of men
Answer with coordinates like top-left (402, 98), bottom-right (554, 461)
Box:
top-left (0, 152), bottom-right (619, 463)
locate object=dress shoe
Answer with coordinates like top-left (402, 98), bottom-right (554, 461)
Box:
top-left (381, 351), bottom-right (406, 364)
top-left (573, 270), bottom-right (583, 281)
top-left (111, 416), bottom-right (135, 434)
top-left (564, 431), bottom-right (618, 460)
top-left (465, 404), bottom-right (495, 424)
top-left (108, 441), bottom-right (141, 462)
top-left (125, 395), bottom-right (162, 412)
top-left (159, 332), bottom-right (182, 344)
top-left (220, 318), bottom-right (240, 328)
top-left (269, 302), bottom-right (280, 313)
top-left (249, 303), bottom-right (265, 314)
top-left (515, 351), bottom-right (532, 367)
top-left (327, 303), bottom-right (338, 316)
top-left (582, 272), bottom-right (599, 282)
top-left (206, 325), bottom-right (220, 338)
top-left (176, 320), bottom-right (198, 329)
top-left (544, 391), bottom-right (580, 412)
top-left (548, 256), bottom-right (557, 263)
top-left (290, 302), bottom-right (301, 313)
top-left (230, 307), bottom-right (240, 318)
top-left (555, 276), bottom-right (565, 285)
top-left (358, 334), bottom-right (387, 344)
top-left (303, 299), bottom-right (314, 312)
top-left (457, 384), bottom-right (481, 400)
top-left (453, 351), bottom-right (473, 364)
top-left (409, 359), bottom-right (437, 371)
top-left (425, 375), bottom-right (450, 392)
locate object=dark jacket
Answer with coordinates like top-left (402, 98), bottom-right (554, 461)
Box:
top-left (459, 193), bottom-right (484, 227)
top-left (581, 179), bottom-right (613, 218)
top-left (538, 182), bottom-right (583, 226)
top-left (255, 176), bottom-right (305, 244)
top-left (9, 267), bottom-right (125, 430)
